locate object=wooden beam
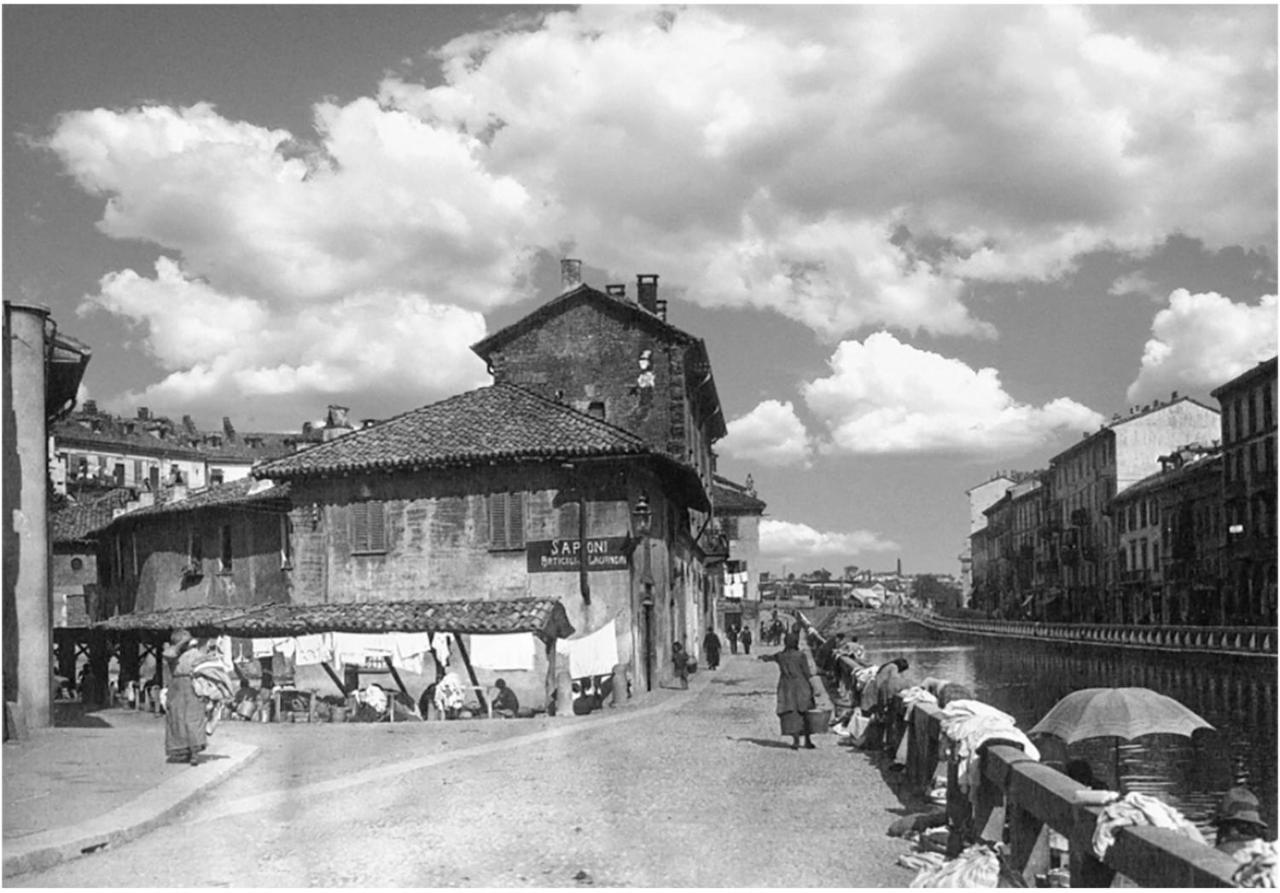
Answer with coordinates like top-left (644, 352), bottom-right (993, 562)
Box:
top-left (452, 633), bottom-right (488, 715)
top-left (382, 655), bottom-right (410, 698)
top-left (319, 660), bottom-right (348, 696)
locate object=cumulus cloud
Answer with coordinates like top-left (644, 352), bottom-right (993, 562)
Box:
top-left (1126, 289), bottom-right (1278, 402)
top-left (386, 5), bottom-right (1274, 336)
top-left (82, 258), bottom-right (490, 424)
top-left (802, 333), bottom-right (1105, 455)
top-left (719, 400), bottom-right (813, 467)
top-left (40, 6), bottom-right (1275, 418)
top-left (760, 518), bottom-right (899, 561)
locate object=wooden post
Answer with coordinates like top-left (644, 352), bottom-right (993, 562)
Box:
top-left (1006, 802), bottom-right (1050, 886)
top-left (381, 655), bottom-right (410, 698)
top-left (451, 633), bottom-right (488, 715)
top-left (319, 660), bottom-right (348, 696)
top-left (544, 637), bottom-right (558, 714)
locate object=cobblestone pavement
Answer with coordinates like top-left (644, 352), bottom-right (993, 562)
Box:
top-left (13, 651), bottom-right (920, 887)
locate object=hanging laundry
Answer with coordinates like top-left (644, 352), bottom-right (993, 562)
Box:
top-left (215, 635), bottom-right (234, 670)
top-left (251, 638), bottom-right (274, 658)
top-left (561, 621), bottom-right (619, 678)
top-left (330, 632), bottom-right (394, 667)
top-left (272, 637), bottom-right (296, 659)
top-left (468, 632), bottom-right (536, 671)
top-left (429, 632), bottom-right (452, 670)
top-left (293, 634), bottom-right (329, 667)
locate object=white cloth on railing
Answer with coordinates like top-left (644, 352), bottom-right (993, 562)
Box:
top-left (1232, 839), bottom-right (1280, 888)
top-left (899, 686), bottom-right (938, 717)
top-left (1090, 791), bottom-right (1205, 859)
top-left (939, 699), bottom-right (1039, 805)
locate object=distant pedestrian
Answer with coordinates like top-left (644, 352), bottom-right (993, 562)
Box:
top-left (162, 628), bottom-right (207, 766)
top-left (758, 632), bottom-right (816, 750)
top-left (672, 642), bottom-right (690, 689)
top-left (739, 626), bottom-right (753, 655)
top-left (702, 626), bottom-right (722, 670)
top-left (728, 625), bottom-right (739, 655)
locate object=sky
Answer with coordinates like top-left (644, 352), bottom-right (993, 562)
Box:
top-left (4, 4), bottom-right (1277, 578)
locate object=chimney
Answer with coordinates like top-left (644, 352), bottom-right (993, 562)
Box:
top-left (301, 421), bottom-right (313, 436)
top-left (560, 258), bottom-right (583, 290)
top-left (222, 416), bottom-right (237, 442)
top-left (326, 405), bottom-right (350, 428)
top-left (637, 274), bottom-right (661, 317)
top-left (182, 414), bottom-right (198, 435)
top-left (1171, 390), bottom-right (1179, 400)
top-left (605, 283), bottom-right (626, 298)
top-left (83, 399), bottom-right (98, 415)
top-left (137, 407), bottom-right (150, 421)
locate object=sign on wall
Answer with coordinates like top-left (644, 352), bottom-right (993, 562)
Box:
top-left (526, 537), bottom-right (630, 573)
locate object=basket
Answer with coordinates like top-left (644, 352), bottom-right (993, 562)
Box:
top-left (807, 708), bottom-right (831, 733)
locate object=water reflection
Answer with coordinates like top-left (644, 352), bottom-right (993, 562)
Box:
top-left (860, 621), bottom-right (1276, 836)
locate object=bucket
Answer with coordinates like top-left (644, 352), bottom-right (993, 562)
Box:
top-left (807, 708), bottom-right (831, 733)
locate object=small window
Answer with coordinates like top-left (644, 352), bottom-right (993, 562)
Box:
top-left (210, 469), bottom-right (225, 486)
top-left (488, 492), bottom-right (525, 551)
top-left (220, 525), bottom-right (233, 573)
top-left (280, 514), bottom-right (293, 569)
top-left (70, 557), bottom-right (83, 572)
top-left (351, 501), bottom-right (387, 554)
top-left (587, 400), bottom-right (606, 421)
top-left (114, 463), bottom-right (126, 486)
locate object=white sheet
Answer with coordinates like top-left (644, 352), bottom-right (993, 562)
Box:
top-left (467, 632), bottom-right (536, 671)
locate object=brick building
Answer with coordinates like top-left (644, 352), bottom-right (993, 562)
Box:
top-left (1212, 356), bottom-right (1277, 625)
top-left (1044, 396), bottom-right (1220, 623)
top-left (1113, 446), bottom-right (1223, 626)
top-left (254, 383), bottom-right (710, 698)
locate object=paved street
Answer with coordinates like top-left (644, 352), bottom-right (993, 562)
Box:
top-left (14, 650), bottom-right (919, 887)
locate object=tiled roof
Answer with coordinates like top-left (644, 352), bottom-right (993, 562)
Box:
top-left (255, 383), bottom-right (650, 479)
top-left (51, 489), bottom-right (135, 543)
top-left (54, 416), bottom-right (292, 462)
top-left (471, 284), bottom-right (698, 360)
top-left (92, 478), bottom-right (291, 535)
top-left (712, 475), bottom-right (766, 514)
top-left (96, 598), bottom-right (575, 640)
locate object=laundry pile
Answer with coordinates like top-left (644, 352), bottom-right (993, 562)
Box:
top-left (938, 699), bottom-right (1040, 808)
top-left (1090, 791), bottom-right (1205, 859)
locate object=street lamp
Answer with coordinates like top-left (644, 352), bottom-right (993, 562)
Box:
top-left (632, 494), bottom-right (655, 691)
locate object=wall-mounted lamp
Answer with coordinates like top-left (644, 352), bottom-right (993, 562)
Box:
top-left (310, 504), bottom-right (322, 530)
top-left (632, 494), bottom-right (652, 537)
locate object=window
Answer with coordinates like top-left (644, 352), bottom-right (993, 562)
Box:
top-left (114, 463), bottom-right (126, 486)
top-left (587, 400), bottom-right (605, 421)
top-left (220, 525), bottom-right (233, 573)
top-left (133, 459), bottom-right (143, 483)
top-left (1140, 538), bottom-right (1148, 570)
top-left (351, 501), bottom-right (387, 554)
top-left (1150, 499), bottom-right (1158, 526)
top-left (210, 469), bottom-right (224, 486)
top-left (1139, 500), bottom-right (1147, 529)
top-left (1128, 503), bottom-right (1137, 531)
top-left (1249, 392), bottom-right (1258, 435)
top-left (187, 526), bottom-right (203, 570)
top-left (1152, 542), bottom-right (1160, 573)
top-left (721, 516), bottom-right (740, 540)
top-left (280, 514), bottom-right (293, 569)
top-left (488, 492), bottom-right (525, 551)
top-left (1264, 383), bottom-right (1274, 430)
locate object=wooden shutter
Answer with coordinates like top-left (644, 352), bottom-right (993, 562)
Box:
top-left (368, 503), bottom-right (386, 552)
top-left (351, 501), bottom-right (369, 551)
top-left (507, 492), bottom-right (524, 549)
top-left (489, 493), bottom-right (524, 550)
top-left (490, 494), bottom-right (508, 549)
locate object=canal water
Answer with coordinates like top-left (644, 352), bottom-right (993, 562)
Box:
top-left (856, 619), bottom-right (1277, 838)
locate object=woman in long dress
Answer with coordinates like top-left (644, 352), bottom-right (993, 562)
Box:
top-left (758, 632), bottom-right (816, 750)
top-left (163, 628), bottom-right (208, 765)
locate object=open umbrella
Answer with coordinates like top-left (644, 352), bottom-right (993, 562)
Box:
top-left (1030, 687), bottom-right (1213, 791)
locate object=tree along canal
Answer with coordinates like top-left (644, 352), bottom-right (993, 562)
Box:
top-left (851, 617), bottom-right (1276, 839)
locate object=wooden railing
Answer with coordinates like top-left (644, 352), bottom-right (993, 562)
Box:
top-left (883, 607), bottom-right (1276, 658)
top-left (907, 702), bottom-right (1240, 887)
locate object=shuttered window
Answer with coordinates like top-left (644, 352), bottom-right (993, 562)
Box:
top-left (351, 501), bottom-right (387, 554)
top-left (489, 492), bottom-right (525, 551)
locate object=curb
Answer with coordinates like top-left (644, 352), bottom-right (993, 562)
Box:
top-left (3, 740), bottom-right (259, 878)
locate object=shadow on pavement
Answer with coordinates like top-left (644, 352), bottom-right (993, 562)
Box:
top-left (52, 703), bottom-right (112, 728)
top-left (727, 736), bottom-right (803, 750)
